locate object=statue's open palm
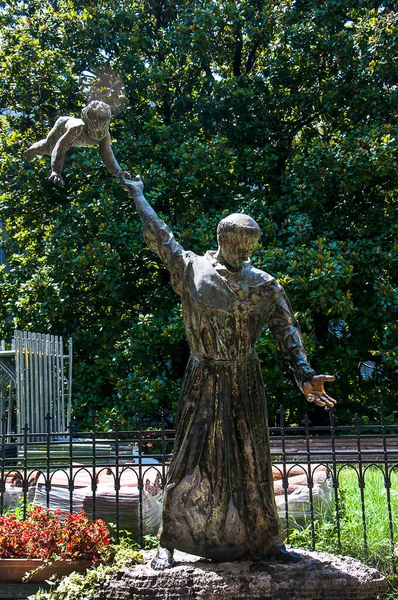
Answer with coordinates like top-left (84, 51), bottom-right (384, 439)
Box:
top-left (303, 375), bottom-right (336, 408)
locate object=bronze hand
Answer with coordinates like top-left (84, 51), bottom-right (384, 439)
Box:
top-left (303, 374), bottom-right (336, 408)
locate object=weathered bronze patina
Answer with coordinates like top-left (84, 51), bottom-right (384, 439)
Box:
top-left (123, 176), bottom-right (335, 569)
top-left (24, 101), bottom-right (129, 186)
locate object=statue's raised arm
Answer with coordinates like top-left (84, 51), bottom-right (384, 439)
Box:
top-left (123, 176), bottom-right (186, 295)
top-left (123, 175), bottom-right (159, 226)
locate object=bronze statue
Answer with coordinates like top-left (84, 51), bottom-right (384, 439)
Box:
top-left (123, 176), bottom-right (336, 569)
top-left (24, 101), bottom-right (130, 186)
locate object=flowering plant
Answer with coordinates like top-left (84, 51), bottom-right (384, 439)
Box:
top-left (0, 507), bottom-right (110, 564)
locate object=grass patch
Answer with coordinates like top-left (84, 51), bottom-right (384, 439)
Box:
top-left (287, 465), bottom-right (398, 599)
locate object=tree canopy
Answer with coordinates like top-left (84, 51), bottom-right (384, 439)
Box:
top-left (0, 0), bottom-right (397, 428)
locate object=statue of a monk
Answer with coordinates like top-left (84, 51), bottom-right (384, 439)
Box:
top-left (123, 176), bottom-right (336, 569)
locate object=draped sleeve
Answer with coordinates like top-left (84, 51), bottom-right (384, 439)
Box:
top-left (265, 282), bottom-right (315, 389)
top-left (142, 218), bottom-right (188, 296)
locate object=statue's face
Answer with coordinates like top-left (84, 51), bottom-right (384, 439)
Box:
top-left (218, 231), bottom-right (259, 270)
top-left (87, 118), bottom-right (111, 140)
top-left (216, 214), bottom-right (261, 270)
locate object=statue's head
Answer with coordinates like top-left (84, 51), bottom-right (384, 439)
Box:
top-left (216, 213), bottom-right (261, 270)
top-left (81, 101), bottom-right (112, 140)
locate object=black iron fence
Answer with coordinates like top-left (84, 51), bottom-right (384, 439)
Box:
top-left (1, 404), bottom-right (397, 571)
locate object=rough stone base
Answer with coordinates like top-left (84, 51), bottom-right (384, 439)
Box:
top-left (93, 548), bottom-right (387, 600)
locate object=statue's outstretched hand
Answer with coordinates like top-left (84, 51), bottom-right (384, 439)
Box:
top-left (123, 174), bottom-right (144, 197)
top-left (302, 375), bottom-right (336, 408)
top-left (118, 170), bottom-right (131, 182)
top-left (49, 171), bottom-right (64, 186)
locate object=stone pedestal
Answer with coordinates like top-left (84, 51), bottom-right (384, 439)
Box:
top-left (93, 548), bottom-right (387, 600)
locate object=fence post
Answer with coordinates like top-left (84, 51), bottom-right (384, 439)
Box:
top-left (68, 418), bottom-right (74, 514)
top-left (327, 407), bottom-right (341, 552)
top-left (91, 410), bottom-right (97, 522)
top-left (114, 418), bottom-right (121, 543)
top-left (138, 410), bottom-right (144, 548)
top-left (379, 402), bottom-right (395, 573)
top-left (0, 414), bottom-right (6, 515)
top-left (277, 404), bottom-right (290, 541)
top-left (22, 422), bottom-right (29, 519)
top-left (353, 413), bottom-right (368, 558)
top-left (45, 412), bottom-right (53, 508)
top-left (160, 409), bottom-right (167, 489)
top-left (302, 414), bottom-right (316, 550)
top-left (67, 338), bottom-right (73, 425)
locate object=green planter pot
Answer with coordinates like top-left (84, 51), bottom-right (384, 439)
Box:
top-left (0, 558), bottom-right (92, 583)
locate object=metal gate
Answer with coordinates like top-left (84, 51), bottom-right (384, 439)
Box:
top-left (0, 331), bottom-right (72, 437)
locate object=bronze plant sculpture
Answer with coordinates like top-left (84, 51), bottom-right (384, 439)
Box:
top-left (123, 175), bottom-right (336, 570)
top-left (24, 101), bottom-right (129, 186)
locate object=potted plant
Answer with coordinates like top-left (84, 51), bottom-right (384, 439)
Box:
top-left (0, 506), bottom-right (110, 583)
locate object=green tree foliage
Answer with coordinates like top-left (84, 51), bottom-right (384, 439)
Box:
top-left (0, 0), bottom-right (397, 427)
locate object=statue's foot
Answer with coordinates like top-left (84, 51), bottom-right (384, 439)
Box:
top-left (265, 542), bottom-right (302, 563)
top-left (150, 547), bottom-right (175, 570)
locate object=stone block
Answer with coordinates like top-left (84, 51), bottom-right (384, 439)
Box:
top-left (93, 549), bottom-right (387, 600)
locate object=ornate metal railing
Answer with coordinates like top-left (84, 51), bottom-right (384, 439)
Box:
top-left (0, 404), bottom-right (397, 571)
